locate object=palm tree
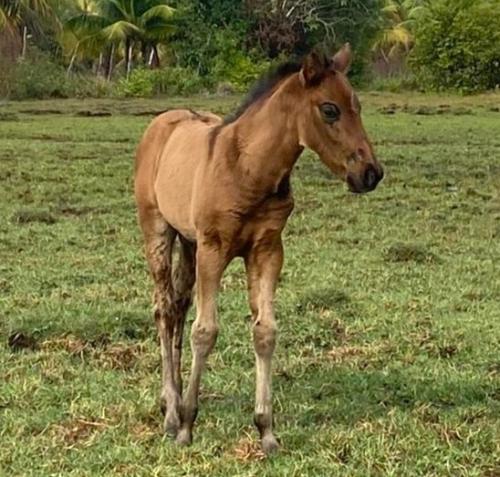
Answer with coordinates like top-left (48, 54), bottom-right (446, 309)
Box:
top-left (64, 0), bottom-right (175, 77)
top-left (0, 0), bottom-right (54, 58)
top-left (372, 0), bottom-right (426, 63)
top-left (61, 0), bottom-right (107, 75)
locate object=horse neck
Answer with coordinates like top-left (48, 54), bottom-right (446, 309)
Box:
top-left (230, 79), bottom-right (303, 190)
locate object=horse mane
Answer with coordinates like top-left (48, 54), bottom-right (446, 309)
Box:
top-left (223, 60), bottom-right (302, 125)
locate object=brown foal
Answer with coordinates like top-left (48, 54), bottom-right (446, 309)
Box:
top-left (134, 44), bottom-right (383, 454)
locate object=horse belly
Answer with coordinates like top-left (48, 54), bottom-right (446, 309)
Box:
top-left (155, 125), bottom-right (209, 241)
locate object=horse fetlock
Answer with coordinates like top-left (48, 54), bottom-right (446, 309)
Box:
top-left (175, 426), bottom-right (193, 446)
top-left (255, 411), bottom-right (278, 455)
top-left (261, 433), bottom-right (280, 455)
top-left (164, 409), bottom-right (181, 437)
top-left (254, 410), bottom-right (272, 436)
top-left (180, 402), bottom-right (198, 427)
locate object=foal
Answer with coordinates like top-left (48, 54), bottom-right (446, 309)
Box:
top-left (135, 44), bottom-right (383, 454)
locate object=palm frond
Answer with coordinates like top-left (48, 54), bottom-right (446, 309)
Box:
top-left (101, 19), bottom-right (139, 41)
top-left (143, 17), bottom-right (175, 41)
top-left (0, 8), bottom-right (8, 29)
top-left (65, 13), bottom-right (109, 35)
top-left (101, 0), bottom-right (131, 22)
top-left (140, 4), bottom-right (174, 23)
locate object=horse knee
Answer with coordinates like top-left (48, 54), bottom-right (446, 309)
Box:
top-left (191, 321), bottom-right (218, 357)
top-left (253, 319), bottom-right (277, 357)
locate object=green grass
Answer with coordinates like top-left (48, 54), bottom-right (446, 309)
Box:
top-left (1, 92), bottom-right (499, 476)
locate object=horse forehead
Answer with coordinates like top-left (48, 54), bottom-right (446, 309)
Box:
top-left (322, 73), bottom-right (354, 106)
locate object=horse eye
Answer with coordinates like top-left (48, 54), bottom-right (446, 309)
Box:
top-left (320, 103), bottom-right (340, 123)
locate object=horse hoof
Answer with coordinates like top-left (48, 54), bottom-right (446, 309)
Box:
top-left (262, 434), bottom-right (279, 455)
top-left (175, 428), bottom-right (192, 447)
top-left (163, 414), bottom-right (180, 438)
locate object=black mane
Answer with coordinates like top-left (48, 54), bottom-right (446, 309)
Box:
top-left (223, 60), bottom-right (302, 125)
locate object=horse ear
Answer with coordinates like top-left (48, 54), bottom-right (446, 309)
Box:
top-left (300, 51), bottom-right (330, 87)
top-left (332, 43), bottom-right (352, 74)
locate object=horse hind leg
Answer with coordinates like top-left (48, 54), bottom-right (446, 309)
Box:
top-left (138, 207), bottom-right (181, 437)
top-left (171, 237), bottom-right (196, 395)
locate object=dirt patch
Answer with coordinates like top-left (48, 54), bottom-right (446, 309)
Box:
top-left (129, 421), bottom-right (157, 442)
top-left (11, 208), bottom-right (57, 225)
top-left (433, 422), bottom-right (463, 446)
top-left (301, 288), bottom-right (351, 311)
top-left (40, 335), bottom-right (145, 370)
top-left (19, 108), bottom-right (64, 115)
top-left (94, 343), bottom-right (145, 370)
top-left (0, 111), bottom-right (18, 121)
top-left (298, 288), bottom-right (361, 321)
top-left (438, 344), bottom-right (458, 358)
top-left (227, 435), bottom-right (266, 461)
top-left (30, 133), bottom-right (73, 142)
top-left (75, 110), bottom-right (112, 117)
top-left (131, 109), bottom-right (168, 116)
top-left (378, 103), bottom-right (398, 115)
top-left (47, 416), bottom-right (114, 448)
top-left (8, 331), bottom-right (38, 351)
top-left (378, 104), bottom-right (475, 116)
top-left (326, 343), bottom-right (391, 363)
top-left (423, 342), bottom-right (459, 359)
top-left (385, 243), bottom-right (439, 264)
top-left (40, 336), bottom-right (88, 355)
top-left (54, 204), bottom-right (109, 217)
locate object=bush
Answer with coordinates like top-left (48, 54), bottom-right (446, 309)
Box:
top-left (411, 0), bottom-right (500, 93)
top-left (153, 67), bottom-right (207, 95)
top-left (369, 74), bottom-right (420, 93)
top-left (4, 49), bottom-right (111, 100)
top-left (9, 52), bottom-right (71, 99)
top-left (211, 53), bottom-right (270, 92)
top-left (115, 67), bottom-right (207, 97)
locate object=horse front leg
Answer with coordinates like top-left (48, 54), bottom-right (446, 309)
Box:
top-left (245, 236), bottom-right (283, 455)
top-left (176, 243), bottom-right (227, 446)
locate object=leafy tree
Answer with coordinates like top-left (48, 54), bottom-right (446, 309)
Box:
top-left (0, 0), bottom-right (55, 57)
top-left (411, 0), bottom-right (500, 92)
top-left (64, 0), bottom-right (175, 76)
top-left (168, 0), bottom-right (250, 76)
top-left (372, 0), bottom-right (426, 63)
top-left (246, 0), bottom-right (380, 80)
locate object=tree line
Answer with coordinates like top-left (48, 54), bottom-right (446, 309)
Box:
top-left (1, 0), bottom-right (499, 97)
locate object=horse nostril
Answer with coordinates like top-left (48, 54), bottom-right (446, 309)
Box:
top-left (364, 165), bottom-right (377, 190)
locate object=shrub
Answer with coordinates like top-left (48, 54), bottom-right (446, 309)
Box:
top-left (211, 53), bottom-right (270, 92)
top-left (115, 68), bottom-right (155, 97)
top-left (411, 0), bottom-right (500, 93)
top-left (115, 67), bottom-right (207, 97)
top-left (369, 74), bottom-right (420, 93)
top-left (10, 52), bottom-right (71, 99)
top-left (153, 67), bottom-right (207, 96)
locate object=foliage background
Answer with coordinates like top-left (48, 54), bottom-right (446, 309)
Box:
top-left (1, 0), bottom-right (499, 98)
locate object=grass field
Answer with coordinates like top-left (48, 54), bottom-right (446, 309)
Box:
top-left (1, 91), bottom-right (499, 476)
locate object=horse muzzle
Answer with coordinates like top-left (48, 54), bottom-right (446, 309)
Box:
top-left (347, 163), bottom-right (384, 194)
